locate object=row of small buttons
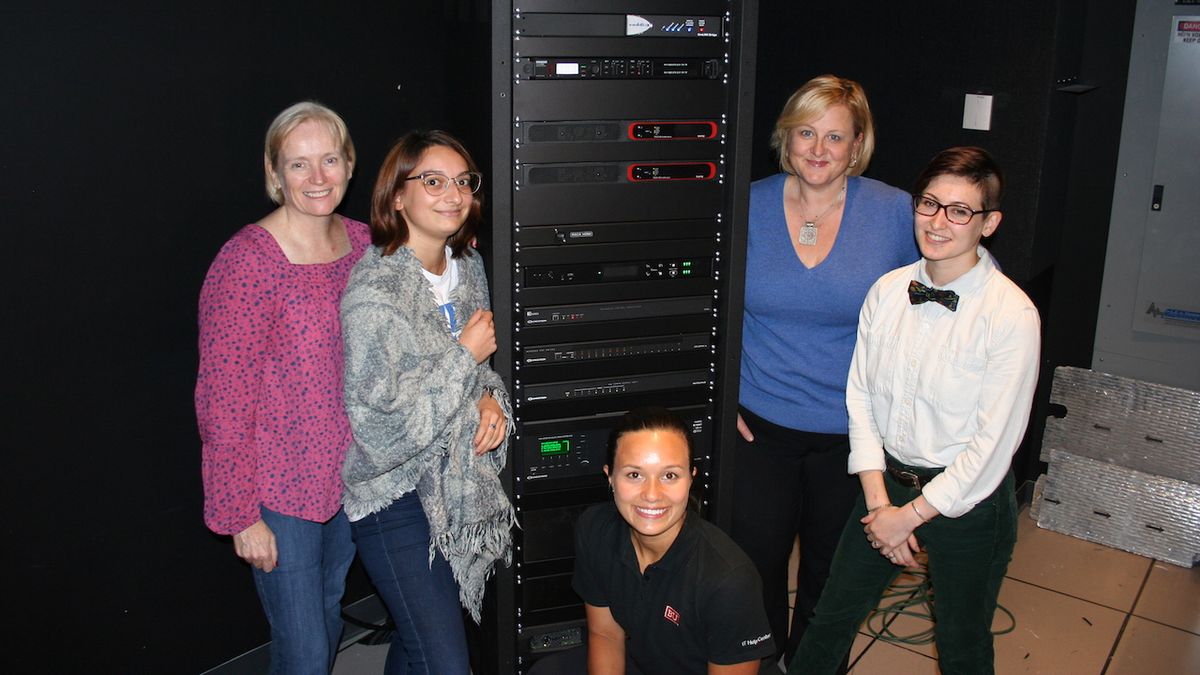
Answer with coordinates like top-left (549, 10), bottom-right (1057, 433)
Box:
top-left (565, 384), bottom-right (628, 397)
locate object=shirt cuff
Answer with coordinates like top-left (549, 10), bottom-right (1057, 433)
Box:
top-left (847, 446), bottom-right (886, 475)
top-left (920, 476), bottom-right (966, 518)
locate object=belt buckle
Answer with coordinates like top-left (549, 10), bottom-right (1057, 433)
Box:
top-left (898, 470), bottom-right (922, 489)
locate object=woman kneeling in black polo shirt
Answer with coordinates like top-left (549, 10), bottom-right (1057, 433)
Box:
top-left (569, 407), bottom-right (775, 674)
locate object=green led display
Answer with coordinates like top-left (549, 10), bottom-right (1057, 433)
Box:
top-left (540, 439), bottom-right (571, 455)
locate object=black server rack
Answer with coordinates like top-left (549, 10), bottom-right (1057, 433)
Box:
top-left (486, 2), bottom-right (757, 671)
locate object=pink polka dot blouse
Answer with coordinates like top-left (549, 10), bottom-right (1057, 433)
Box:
top-left (196, 218), bottom-right (370, 535)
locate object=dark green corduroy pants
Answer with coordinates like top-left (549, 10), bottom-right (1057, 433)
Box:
top-left (789, 468), bottom-right (1017, 675)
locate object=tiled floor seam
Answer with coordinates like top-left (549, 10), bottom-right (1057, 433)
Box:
top-left (1126, 612), bottom-right (1200, 638)
top-left (1001, 574), bottom-right (1145, 614)
top-left (1099, 560), bottom-right (1156, 675)
top-left (846, 634), bottom-right (878, 672)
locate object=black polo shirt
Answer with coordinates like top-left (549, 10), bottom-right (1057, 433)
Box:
top-left (572, 502), bottom-right (775, 674)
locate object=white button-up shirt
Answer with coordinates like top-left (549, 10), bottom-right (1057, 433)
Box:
top-left (846, 248), bottom-right (1040, 517)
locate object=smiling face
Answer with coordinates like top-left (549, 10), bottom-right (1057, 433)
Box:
top-left (786, 103), bottom-right (862, 188)
top-left (605, 428), bottom-right (695, 548)
top-left (915, 174), bottom-right (1002, 285)
top-left (393, 144), bottom-right (473, 249)
top-left (269, 119), bottom-right (351, 220)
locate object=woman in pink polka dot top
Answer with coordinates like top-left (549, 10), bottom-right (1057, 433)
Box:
top-left (195, 101), bottom-right (370, 674)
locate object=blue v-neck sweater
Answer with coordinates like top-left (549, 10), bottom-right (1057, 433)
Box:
top-left (739, 173), bottom-right (918, 434)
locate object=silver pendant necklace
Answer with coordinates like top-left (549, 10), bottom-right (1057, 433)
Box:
top-left (797, 180), bottom-right (847, 246)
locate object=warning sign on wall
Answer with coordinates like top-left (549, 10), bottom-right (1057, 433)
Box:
top-left (1176, 19), bottom-right (1200, 42)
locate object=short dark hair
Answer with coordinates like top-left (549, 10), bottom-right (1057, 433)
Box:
top-left (605, 407), bottom-right (693, 470)
top-left (912, 146), bottom-right (1004, 210)
top-left (369, 129), bottom-right (483, 258)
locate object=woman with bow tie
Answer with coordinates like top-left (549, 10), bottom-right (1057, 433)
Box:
top-left (790, 147), bottom-right (1041, 675)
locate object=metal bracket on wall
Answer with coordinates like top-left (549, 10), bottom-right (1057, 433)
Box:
top-left (1055, 76), bottom-right (1099, 94)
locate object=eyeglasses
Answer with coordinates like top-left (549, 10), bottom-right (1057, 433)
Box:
top-left (912, 195), bottom-right (994, 225)
top-left (405, 171), bottom-right (483, 196)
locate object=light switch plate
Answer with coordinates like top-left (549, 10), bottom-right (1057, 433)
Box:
top-left (963, 93), bottom-right (993, 131)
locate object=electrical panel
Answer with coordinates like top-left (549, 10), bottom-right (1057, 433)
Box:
top-left (487, 2), bottom-right (757, 671)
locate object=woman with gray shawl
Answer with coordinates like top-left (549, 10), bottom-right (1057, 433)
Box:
top-left (340, 130), bottom-right (514, 674)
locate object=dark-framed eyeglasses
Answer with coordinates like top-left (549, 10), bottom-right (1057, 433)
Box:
top-left (405, 171), bottom-right (483, 196)
top-left (912, 194), bottom-right (994, 225)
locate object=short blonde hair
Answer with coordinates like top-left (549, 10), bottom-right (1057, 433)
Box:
top-left (770, 75), bottom-right (876, 177)
top-left (263, 101), bottom-right (355, 204)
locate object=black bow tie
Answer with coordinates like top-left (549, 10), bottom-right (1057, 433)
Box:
top-left (908, 280), bottom-right (959, 311)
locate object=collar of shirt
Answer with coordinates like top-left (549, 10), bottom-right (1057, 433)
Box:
top-left (914, 246), bottom-right (996, 301)
top-left (618, 511), bottom-right (702, 575)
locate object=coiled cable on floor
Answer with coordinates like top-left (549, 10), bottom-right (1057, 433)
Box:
top-left (863, 568), bottom-right (1016, 646)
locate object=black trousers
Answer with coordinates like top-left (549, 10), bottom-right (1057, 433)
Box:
top-left (730, 407), bottom-right (861, 663)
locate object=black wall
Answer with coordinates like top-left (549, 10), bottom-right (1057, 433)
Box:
top-left (5, 1), bottom-right (1132, 671)
top-left (754, 1), bottom-right (1060, 281)
top-left (5, 3), bottom-right (488, 672)
top-left (751, 0), bottom-right (1135, 488)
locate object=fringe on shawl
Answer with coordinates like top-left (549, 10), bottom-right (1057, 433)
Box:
top-left (430, 501), bottom-right (517, 623)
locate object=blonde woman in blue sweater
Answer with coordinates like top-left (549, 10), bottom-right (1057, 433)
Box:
top-left (732, 75), bottom-right (918, 665)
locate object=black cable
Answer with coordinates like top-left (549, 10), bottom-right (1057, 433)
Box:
top-left (340, 609), bottom-right (395, 650)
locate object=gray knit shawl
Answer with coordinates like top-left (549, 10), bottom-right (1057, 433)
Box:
top-left (340, 245), bottom-right (514, 622)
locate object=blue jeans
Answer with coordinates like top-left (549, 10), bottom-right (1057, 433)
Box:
top-left (253, 506), bottom-right (355, 675)
top-left (351, 492), bottom-right (470, 675)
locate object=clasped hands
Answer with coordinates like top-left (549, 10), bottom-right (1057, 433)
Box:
top-left (862, 504), bottom-right (922, 567)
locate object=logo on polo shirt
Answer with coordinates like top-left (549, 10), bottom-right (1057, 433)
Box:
top-left (742, 632), bottom-right (772, 647)
top-left (663, 605), bottom-right (681, 625)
